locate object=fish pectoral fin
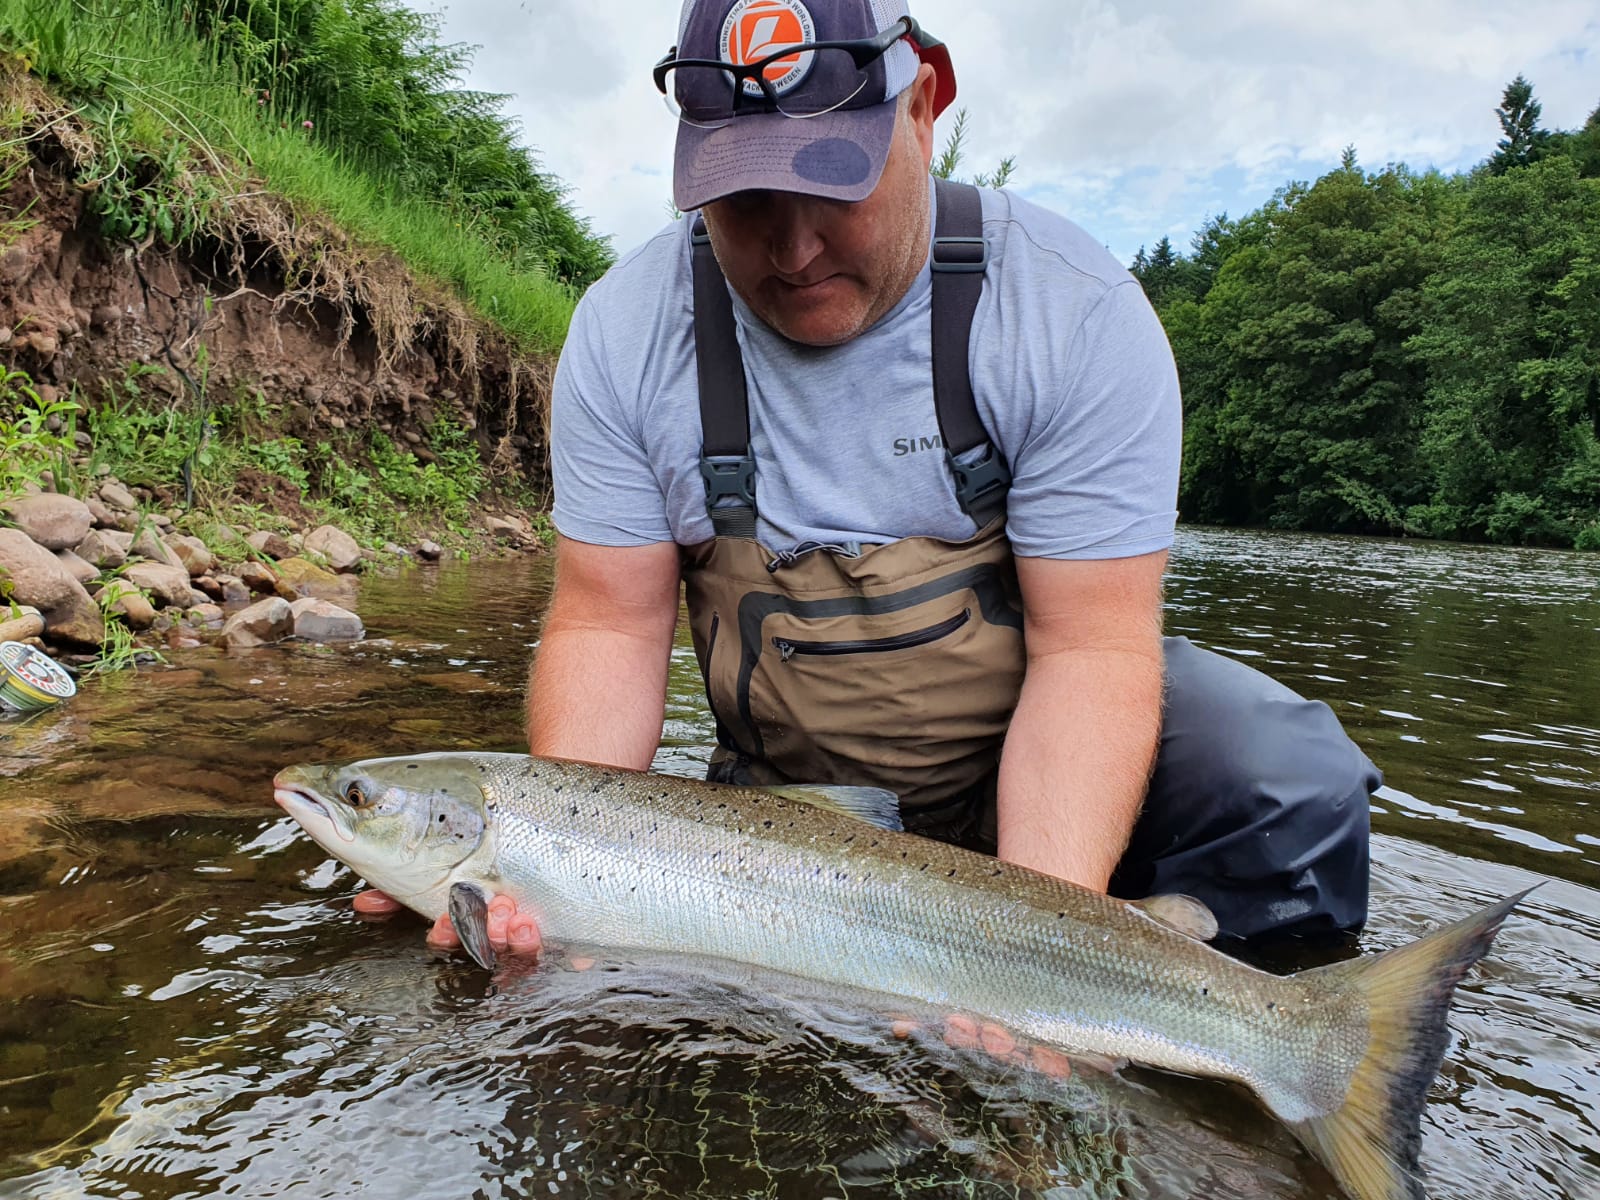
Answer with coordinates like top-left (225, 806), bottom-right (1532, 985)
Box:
top-left (448, 882), bottom-right (497, 971)
top-left (764, 785), bottom-right (904, 831)
top-left (1130, 894), bottom-right (1220, 942)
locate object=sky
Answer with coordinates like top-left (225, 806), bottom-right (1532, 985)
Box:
top-left (429, 0), bottom-right (1599, 267)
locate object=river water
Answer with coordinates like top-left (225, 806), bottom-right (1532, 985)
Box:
top-left (0, 527), bottom-right (1595, 1199)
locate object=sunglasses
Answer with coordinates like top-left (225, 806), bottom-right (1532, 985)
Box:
top-left (653, 15), bottom-right (938, 127)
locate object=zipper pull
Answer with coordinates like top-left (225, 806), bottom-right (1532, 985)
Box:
top-left (774, 639), bottom-right (796, 662)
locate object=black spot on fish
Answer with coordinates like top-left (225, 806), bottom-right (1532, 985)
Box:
top-left (408, 763), bottom-right (420, 770)
top-left (1267, 1002), bottom-right (1277, 1012)
top-left (1201, 987), bottom-right (1209, 996)
top-left (569, 805), bottom-right (578, 817)
top-left (947, 869), bottom-right (957, 877)
top-left (763, 820), bottom-right (773, 829)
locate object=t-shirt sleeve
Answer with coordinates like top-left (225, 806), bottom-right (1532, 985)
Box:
top-left (549, 293), bottom-right (676, 547)
top-left (1004, 280), bottom-right (1181, 560)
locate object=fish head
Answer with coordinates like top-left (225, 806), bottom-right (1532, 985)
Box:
top-left (273, 753), bottom-right (493, 912)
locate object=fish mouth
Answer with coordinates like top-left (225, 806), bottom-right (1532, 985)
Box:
top-left (272, 771), bottom-right (356, 845)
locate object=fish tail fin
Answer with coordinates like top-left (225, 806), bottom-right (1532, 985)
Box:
top-left (1287, 888), bottom-right (1533, 1200)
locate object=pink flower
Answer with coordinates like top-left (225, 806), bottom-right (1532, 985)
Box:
top-left (302, 120), bottom-right (314, 131)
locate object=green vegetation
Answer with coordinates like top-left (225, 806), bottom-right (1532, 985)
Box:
top-left (1133, 78), bottom-right (1600, 549)
top-left (0, 0), bottom-right (612, 351)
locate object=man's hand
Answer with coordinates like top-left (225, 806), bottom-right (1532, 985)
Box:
top-left (352, 889), bottom-right (543, 957)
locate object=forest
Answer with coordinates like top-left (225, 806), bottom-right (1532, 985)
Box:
top-left (1130, 78), bottom-right (1600, 549)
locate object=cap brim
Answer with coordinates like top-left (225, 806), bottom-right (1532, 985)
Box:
top-left (673, 102), bottom-right (898, 211)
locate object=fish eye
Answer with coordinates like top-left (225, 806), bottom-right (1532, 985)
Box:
top-left (344, 782), bottom-right (369, 807)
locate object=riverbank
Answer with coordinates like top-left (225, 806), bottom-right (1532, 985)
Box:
top-left (0, 11), bottom-right (583, 673)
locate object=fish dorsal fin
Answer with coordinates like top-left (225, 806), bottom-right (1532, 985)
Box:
top-left (763, 785), bottom-right (904, 831)
top-left (1131, 894), bottom-right (1219, 942)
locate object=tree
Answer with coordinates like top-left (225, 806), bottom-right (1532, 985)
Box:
top-left (1409, 157), bottom-right (1600, 546)
top-left (1489, 75), bottom-right (1553, 175)
top-left (1176, 165), bottom-right (1453, 533)
top-left (931, 108), bottom-right (1016, 189)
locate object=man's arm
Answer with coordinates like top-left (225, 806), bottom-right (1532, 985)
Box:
top-left (527, 535), bottom-right (682, 767)
top-left (995, 549), bottom-right (1167, 892)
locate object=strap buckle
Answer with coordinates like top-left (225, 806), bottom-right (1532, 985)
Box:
top-left (947, 443), bottom-right (1010, 514)
top-left (690, 215), bottom-right (712, 247)
top-left (932, 235), bottom-right (988, 274)
top-left (700, 452), bottom-right (756, 509)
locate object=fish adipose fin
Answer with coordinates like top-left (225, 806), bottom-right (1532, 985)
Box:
top-left (1287, 888), bottom-right (1535, 1200)
top-left (1130, 894), bottom-right (1219, 941)
top-left (764, 785), bottom-right (904, 831)
top-left (448, 882), bottom-right (497, 971)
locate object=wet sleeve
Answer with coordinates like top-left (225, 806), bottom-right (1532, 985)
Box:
top-left (549, 294), bottom-right (676, 547)
top-left (1004, 280), bottom-right (1181, 560)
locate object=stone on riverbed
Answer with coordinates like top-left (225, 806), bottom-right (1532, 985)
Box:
top-left (290, 598), bottom-right (364, 643)
top-left (94, 582), bottom-right (156, 631)
top-left (165, 534), bottom-right (214, 578)
top-left (0, 529), bottom-right (104, 647)
top-left (121, 561), bottom-right (194, 609)
top-left (245, 530), bottom-right (297, 560)
top-left (272, 556), bottom-right (356, 602)
top-left (130, 526), bottom-right (181, 568)
top-left (74, 528), bottom-right (128, 570)
top-left (304, 525), bottom-right (363, 573)
top-left (2, 493), bottom-right (93, 551)
top-left (235, 561), bottom-right (279, 595)
top-left (221, 597), bottom-right (293, 648)
top-left (54, 548), bottom-right (99, 586)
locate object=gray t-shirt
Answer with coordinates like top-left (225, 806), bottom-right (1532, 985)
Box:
top-left (551, 183), bottom-right (1180, 560)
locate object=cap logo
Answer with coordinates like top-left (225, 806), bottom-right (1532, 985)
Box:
top-left (720, 0), bottom-right (817, 99)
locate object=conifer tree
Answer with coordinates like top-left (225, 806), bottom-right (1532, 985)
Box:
top-left (1489, 75), bottom-right (1552, 174)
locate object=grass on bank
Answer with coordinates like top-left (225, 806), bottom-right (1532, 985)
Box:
top-left (0, 0), bottom-right (581, 354)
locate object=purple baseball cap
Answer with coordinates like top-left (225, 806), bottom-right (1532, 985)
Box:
top-left (666, 0), bottom-right (957, 211)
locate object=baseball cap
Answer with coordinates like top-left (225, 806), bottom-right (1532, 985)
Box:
top-left (664, 0), bottom-right (957, 211)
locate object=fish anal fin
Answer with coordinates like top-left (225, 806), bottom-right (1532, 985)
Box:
top-left (448, 881), bottom-right (497, 971)
top-left (1284, 887), bottom-right (1536, 1200)
top-left (1130, 893), bottom-right (1220, 942)
top-left (765, 785), bottom-right (903, 831)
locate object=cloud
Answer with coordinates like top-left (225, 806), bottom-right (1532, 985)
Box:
top-left (433, 0), bottom-right (1600, 264)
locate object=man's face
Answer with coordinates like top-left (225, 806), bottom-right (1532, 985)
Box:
top-left (701, 66), bottom-right (939, 348)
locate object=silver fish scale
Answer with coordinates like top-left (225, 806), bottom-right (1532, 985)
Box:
top-left (467, 755), bottom-right (1358, 1116)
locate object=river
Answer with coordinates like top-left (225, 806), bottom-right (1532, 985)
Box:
top-left (0, 527), bottom-right (1595, 1199)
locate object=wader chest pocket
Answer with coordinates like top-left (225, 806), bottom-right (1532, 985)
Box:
top-left (773, 609), bottom-right (971, 662)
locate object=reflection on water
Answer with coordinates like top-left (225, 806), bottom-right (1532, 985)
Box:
top-left (0, 527), bottom-right (1596, 1198)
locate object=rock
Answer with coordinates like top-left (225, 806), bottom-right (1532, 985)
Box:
top-left (121, 561), bottom-right (194, 609)
top-left (485, 515), bottom-right (524, 542)
top-left (221, 597), bottom-right (293, 648)
top-left (220, 577), bottom-right (252, 607)
top-left (246, 530), bottom-right (297, 560)
top-left (0, 606), bottom-right (44, 643)
top-left (73, 528), bottom-right (128, 570)
top-left (84, 497), bottom-right (118, 528)
top-left (54, 548), bottom-right (100, 586)
top-left (103, 530), bottom-right (134, 553)
top-left (2, 493), bottom-right (93, 551)
top-left (98, 481), bottom-right (137, 511)
top-left (0, 530), bottom-right (104, 647)
top-left (416, 539), bottom-right (443, 561)
top-left (91, 305), bottom-right (122, 329)
top-left (193, 575), bottom-right (225, 601)
top-left (129, 526), bottom-right (180, 567)
top-left (235, 561), bottom-right (279, 595)
top-left (382, 542), bottom-right (408, 558)
top-left (271, 556), bottom-right (356, 601)
top-left (166, 534), bottom-right (214, 577)
top-left (187, 603), bottom-right (225, 630)
top-left (95, 583), bottom-right (156, 631)
top-left (151, 514), bottom-right (174, 532)
top-left (290, 598), bottom-right (364, 643)
top-left (304, 524), bottom-right (363, 573)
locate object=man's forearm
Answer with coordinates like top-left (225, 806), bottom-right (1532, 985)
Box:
top-left (526, 622), bottom-right (672, 769)
top-left (995, 643), bottom-right (1164, 891)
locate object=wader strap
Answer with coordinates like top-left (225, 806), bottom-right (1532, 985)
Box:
top-left (931, 178), bottom-right (1010, 529)
top-left (690, 215), bottom-right (758, 539)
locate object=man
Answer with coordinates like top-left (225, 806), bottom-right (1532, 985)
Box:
top-left (362, 0), bottom-right (1378, 960)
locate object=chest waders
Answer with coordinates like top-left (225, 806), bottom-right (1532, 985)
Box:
top-left (681, 180), bottom-right (1023, 817)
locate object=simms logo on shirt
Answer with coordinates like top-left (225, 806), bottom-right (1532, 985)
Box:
top-left (893, 433), bottom-right (946, 457)
top-left (720, 0), bottom-right (817, 99)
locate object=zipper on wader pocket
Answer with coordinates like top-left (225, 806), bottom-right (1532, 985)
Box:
top-left (772, 608), bottom-right (972, 663)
